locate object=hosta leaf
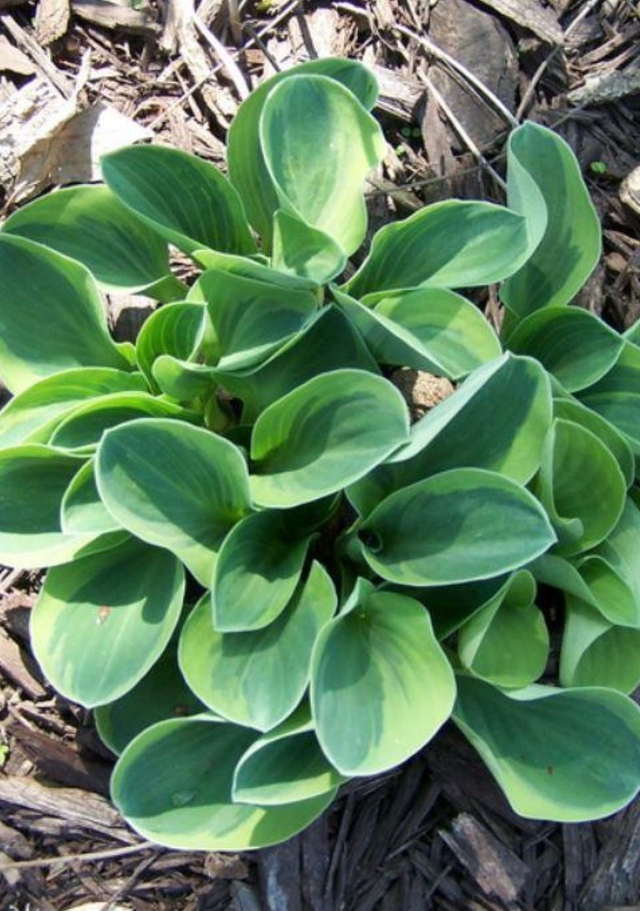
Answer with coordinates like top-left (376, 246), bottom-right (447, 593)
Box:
top-left (250, 370), bottom-right (410, 508)
top-left (49, 392), bottom-right (199, 451)
top-left (135, 302), bottom-right (205, 390)
top-left (101, 145), bottom-right (256, 257)
top-left (453, 675), bottom-right (640, 822)
top-left (31, 538), bottom-right (184, 707)
top-left (358, 468), bottom-right (556, 586)
top-left (95, 643), bottom-right (206, 755)
top-left (335, 286), bottom-right (500, 379)
top-left (212, 508), bottom-right (314, 632)
top-left (388, 574), bottom-right (511, 639)
top-left (533, 419), bottom-right (626, 556)
top-left (0, 235), bottom-right (129, 393)
top-left (578, 343), bottom-right (640, 454)
top-left (574, 554), bottom-right (639, 627)
top-left (310, 583), bottom-right (455, 776)
top-left (344, 201), bottom-right (530, 299)
top-left (597, 496), bottom-right (640, 611)
top-left (553, 397), bottom-right (635, 488)
top-left (3, 185), bottom-right (170, 291)
top-left (458, 571), bottom-right (549, 687)
top-left (506, 306), bottom-right (623, 391)
top-left (193, 268), bottom-right (318, 371)
top-left (348, 353), bottom-right (551, 516)
top-left (501, 122), bottom-right (601, 319)
top-left (228, 58), bottom-right (378, 248)
top-left (192, 248), bottom-right (318, 293)
top-left (179, 563), bottom-right (336, 731)
top-left (260, 75), bottom-right (385, 256)
top-left (152, 357), bottom-right (217, 402)
top-left (0, 368), bottom-right (147, 449)
top-left (111, 715), bottom-right (335, 849)
top-left (561, 599), bottom-right (640, 693)
top-left (96, 419), bottom-right (251, 584)
top-left (215, 306), bottom-right (379, 422)
top-left (272, 209), bottom-right (346, 284)
top-left (0, 445), bottom-right (110, 567)
top-left (232, 705), bottom-right (343, 805)
top-left (61, 460), bottom-right (121, 535)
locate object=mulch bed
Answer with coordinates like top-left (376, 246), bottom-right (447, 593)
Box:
top-left (0, 0), bottom-right (639, 907)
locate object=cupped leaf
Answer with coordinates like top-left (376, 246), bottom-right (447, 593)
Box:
top-left (215, 305), bottom-right (379, 422)
top-left (506, 306), bottom-right (623, 391)
top-left (192, 248), bottom-right (318, 293)
top-left (61, 459), bottom-right (121, 534)
top-left (95, 643), bottom-right (206, 755)
top-left (152, 357), bottom-right (217, 402)
top-left (31, 538), bottom-right (184, 707)
top-left (0, 444), bottom-right (108, 567)
top-left (212, 508), bottom-right (314, 632)
top-left (348, 353), bottom-right (551, 516)
top-left (579, 343), bottom-right (640, 454)
top-left (501, 122), bottom-right (601, 319)
top-left (179, 563), bottom-right (336, 731)
top-left (574, 554), bottom-right (639, 627)
top-left (0, 368), bottom-right (147, 449)
top-left (453, 675), bottom-right (640, 822)
top-left (344, 201), bottom-right (530, 299)
top-left (533, 419), bottom-right (626, 556)
top-left (135, 302), bottom-right (205, 390)
top-left (193, 268), bottom-right (318, 371)
top-left (260, 75), bottom-right (385, 256)
top-left (232, 705), bottom-right (344, 805)
top-left (101, 145), bottom-right (256, 256)
top-left (96, 419), bottom-right (251, 584)
top-left (111, 715), bottom-right (335, 850)
top-left (553, 397), bottom-right (635, 488)
top-left (387, 574), bottom-right (511, 639)
top-left (561, 599), bottom-right (640, 693)
top-left (597, 496), bottom-right (640, 610)
top-left (3, 185), bottom-right (170, 291)
top-left (250, 370), bottom-right (409, 508)
top-left (310, 584), bottom-right (455, 776)
top-left (458, 571), bottom-right (549, 687)
top-left (49, 392), bottom-right (199, 451)
top-left (335, 286), bottom-right (500, 379)
top-left (0, 235), bottom-right (129, 393)
top-left (228, 57), bottom-right (378, 248)
top-left (358, 468), bottom-right (556, 586)
top-left (272, 209), bottom-right (346, 284)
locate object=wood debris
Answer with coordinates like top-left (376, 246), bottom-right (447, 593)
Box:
top-left (71, 0), bottom-right (159, 37)
top-left (0, 34), bottom-right (35, 74)
top-left (568, 67), bottom-right (640, 105)
top-left (34, 0), bottom-right (70, 46)
top-left (474, 0), bottom-right (562, 44)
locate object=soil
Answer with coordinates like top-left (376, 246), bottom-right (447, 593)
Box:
top-left (0, 0), bottom-right (639, 909)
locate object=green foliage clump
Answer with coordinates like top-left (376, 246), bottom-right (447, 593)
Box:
top-left (1, 58), bottom-right (639, 849)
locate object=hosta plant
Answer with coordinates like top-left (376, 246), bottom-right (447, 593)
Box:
top-left (1, 58), bottom-right (640, 850)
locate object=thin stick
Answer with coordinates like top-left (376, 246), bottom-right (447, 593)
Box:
top-left (0, 566), bottom-right (24, 593)
top-left (0, 841), bottom-right (157, 872)
top-left (420, 74), bottom-right (508, 192)
top-left (147, 0), bottom-right (300, 129)
top-left (99, 851), bottom-right (161, 911)
top-left (392, 21), bottom-right (519, 128)
top-left (516, 0), bottom-right (602, 120)
top-left (192, 10), bottom-right (250, 99)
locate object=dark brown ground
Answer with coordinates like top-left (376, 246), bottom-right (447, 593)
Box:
top-left (0, 0), bottom-right (639, 908)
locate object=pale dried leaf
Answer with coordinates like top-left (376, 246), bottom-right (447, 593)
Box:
top-left (35, 0), bottom-right (71, 45)
top-left (0, 78), bottom-right (151, 202)
top-left (0, 35), bottom-right (35, 75)
top-left (620, 166), bottom-right (640, 217)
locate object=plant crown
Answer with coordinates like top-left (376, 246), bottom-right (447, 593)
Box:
top-left (1, 58), bottom-right (639, 849)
